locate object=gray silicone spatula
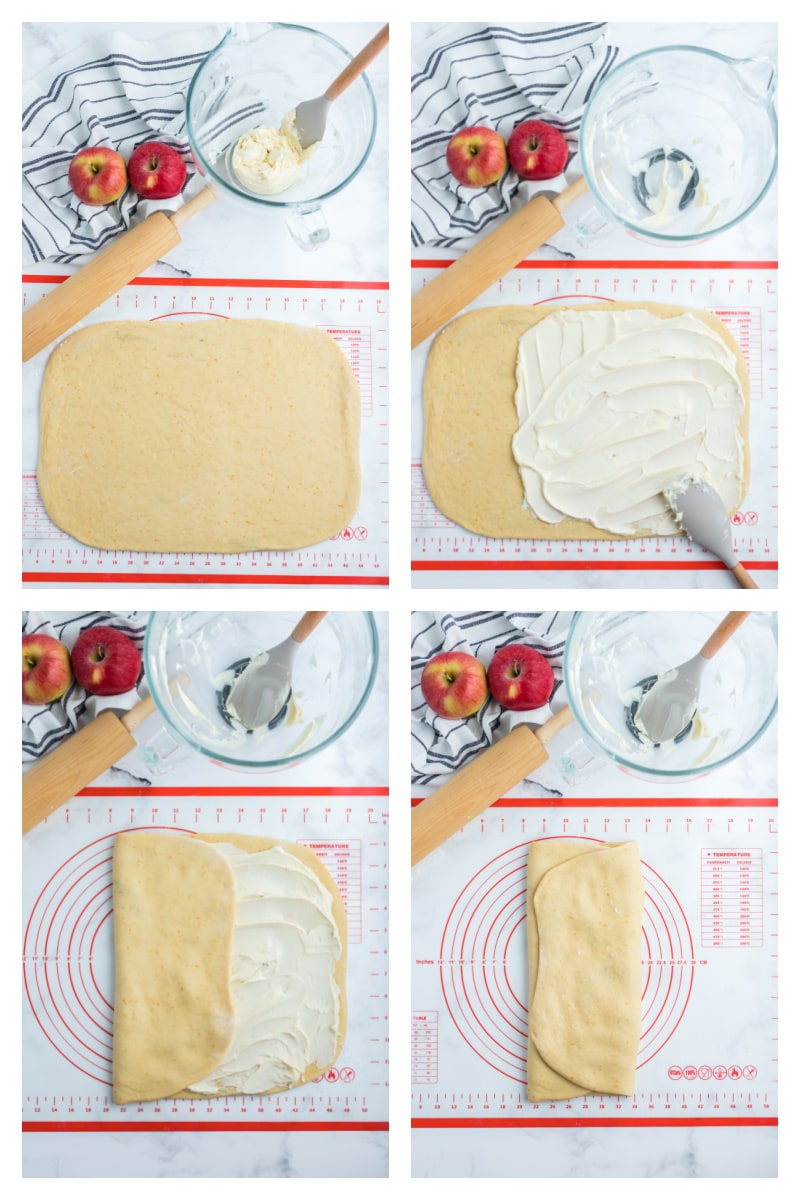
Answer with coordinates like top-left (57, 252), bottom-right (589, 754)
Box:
top-left (221, 612), bottom-right (327, 732)
top-left (631, 610), bottom-right (751, 744)
top-left (664, 477), bottom-right (759, 589)
top-left (294, 24), bottom-right (389, 148)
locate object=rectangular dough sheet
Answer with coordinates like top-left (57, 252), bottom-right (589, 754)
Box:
top-left (422, 303), bottom-right (750, 539)
top-left (38, 319), bottom-right (361, 553)
top-left (112, 831), bottom-right (347, 1104)
top-left (527, 839), bottom-right (643, 1101)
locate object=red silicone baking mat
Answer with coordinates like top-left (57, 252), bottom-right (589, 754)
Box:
top-left (411, 797), bottom-right (777, 1128)
top-left (22, 786), bottom-right (388, 1132)
top-left (411, 260), bottom-right (777, 587)
top-left (22, 274), bottom-right (389, 586)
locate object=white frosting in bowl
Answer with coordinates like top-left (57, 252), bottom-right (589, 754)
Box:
top-left (512, 309), bottom-right (746, 536)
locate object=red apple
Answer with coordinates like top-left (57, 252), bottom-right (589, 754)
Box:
top-left (71, 626), bottom-right (142, 696)
top-left (127, 141), bottom-right (187, 200)
top-left (421, 651), bottom-right (488, 719)
top-left (487, 644), bottom-right (554, 710)
top-left (445, 126), bottom-right (507, 188)
top-left (68, 146), bottom-right (127, 205)
top-left (507, 119), bottom-right (569, 181)
top-left (22, 634), bottom-right (72, 705)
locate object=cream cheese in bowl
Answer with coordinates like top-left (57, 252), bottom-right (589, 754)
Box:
top-left (144, 611), bottom-right (378, 770)
top-left (563, 611), bottom-right (777, 781)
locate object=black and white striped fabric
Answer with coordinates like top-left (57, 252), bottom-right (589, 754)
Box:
top-left (22, 26), bottom-right (224, 265)
top-left (22, 611), bottom-right (148, 765)
top-left (411, 610), bottom-right (573, 787)
top-left (411, 23), bottom-right (618, 248)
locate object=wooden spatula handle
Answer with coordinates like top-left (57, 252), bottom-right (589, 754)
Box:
top-left (291, 611), bottom-right (328, 644)
top-left (22, 188), bottom-right (216, 362)
top-left (326, 24), bottom-right (389, 101)
top-left (411, 176), bottom-right (587, 350)
top-left (412, 724), bottom-right (546, 866)
top-left (700, 610), bottom-right (751, 661)
top-left (732, 562), bottom-right (759, 589)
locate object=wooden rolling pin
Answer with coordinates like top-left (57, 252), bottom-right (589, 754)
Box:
top-left (22, 187), bottom-right (216, 361)
top-left (411, 175), bottom-right (588, 349)
top-left (411, 706), bottom-right (574, 866)
top-left (22, 694), bottom-right (156, 835)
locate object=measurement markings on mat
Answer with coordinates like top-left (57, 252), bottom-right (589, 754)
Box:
top-left (22, 789), bottom-right (389, 1129)
top-left (411, 261), bottom-right (777, 580)
top-left (22, 275), bottom-right (389, 586)
top-left (411, 801), bottom-right (777, 1125)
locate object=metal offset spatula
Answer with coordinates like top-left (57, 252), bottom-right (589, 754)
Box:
top-left (664, 477), bottom-right (759, 589)
top-left (629, 610), bottom-right (751, 745)
top-left (220, 611), bottom-right (327, 732)
top-left (294, 23), bottom-right (389, 148)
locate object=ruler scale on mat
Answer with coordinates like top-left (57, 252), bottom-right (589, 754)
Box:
top-left (411, 799), bottom-right (777, 1128)
top-left (411, 261), bottom-right (777, 584)
top-left (22, 275), bottom-right (389, 586)
top-left (22, 787), bottom-right (389, 1132)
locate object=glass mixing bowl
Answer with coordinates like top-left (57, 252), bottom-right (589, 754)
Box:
top-left (580, 46), bottom-right (777, 244)
top-left (144, 611), bottom-right (378, 770)
top-left (185, 23), bottom-right (377, 248)
top-left (563, 610), bottom-right (777, 781)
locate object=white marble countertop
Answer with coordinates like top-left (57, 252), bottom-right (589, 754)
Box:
top-left (22, 609), bottom-right (389, 1178)
top-left (410, 21), bottom-right (779, 591)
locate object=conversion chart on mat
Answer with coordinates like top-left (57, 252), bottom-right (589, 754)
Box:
top-left (22, 787), bottom-right (388, 1132)
top-left (411, 799), bottom-right (777, 1127)
top-left (22, 274), bottom-right (389, 586)
top-left (411, 260), bottom-right (777, 589)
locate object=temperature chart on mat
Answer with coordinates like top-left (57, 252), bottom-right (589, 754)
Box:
top-left (22, 787), bottom-right (389, 1132)
top-left (411, 799), bottom-right (777, 1127)
top-left (411, 261), bottom-right (777, 588)
top-left (22, 275), bottom-right (389, 586)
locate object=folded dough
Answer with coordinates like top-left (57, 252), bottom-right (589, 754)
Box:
top-left (527, 840), bottom-right (643, 1101)
top-left (112, 831), bottom-right (347, 1104)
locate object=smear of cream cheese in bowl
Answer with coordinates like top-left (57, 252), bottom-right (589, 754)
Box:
top-left (149, 613), bottom-right (328, 766)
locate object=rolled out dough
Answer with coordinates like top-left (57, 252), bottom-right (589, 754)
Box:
top-left (422, 303), bottom-right (750, 539)
top-left (38, 319), bottom-right (361, 553)
top-left (112, 831), bottom-right (347, 1105)
top-left (527, 839), bottom-right (643, 1101)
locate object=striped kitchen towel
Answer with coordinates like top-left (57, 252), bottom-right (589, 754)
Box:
top-left (411, 610), bottom-right (573, 790)
top-left (22, 25), bottom-right (225, 265)
top-left (411, 22), bottom-right (618, 248)
top-left (22, 611), bottom-right (149, 766)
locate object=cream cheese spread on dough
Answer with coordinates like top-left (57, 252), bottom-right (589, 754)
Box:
top-left (232, 111), bottom-right (317, 195)
top-left (187, 842), bottom-right (342, 1095)
top-left (512, 309), bottom-right (746, 536)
